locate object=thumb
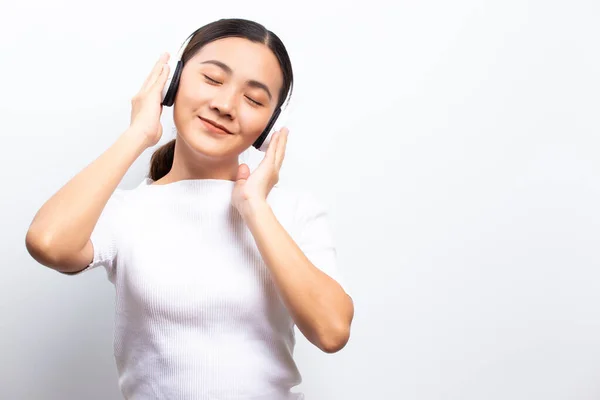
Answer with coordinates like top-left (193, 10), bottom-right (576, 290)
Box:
top-left (236, 163), bottom-right (251, 181)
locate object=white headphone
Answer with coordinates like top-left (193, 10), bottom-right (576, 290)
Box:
top-left (160, 33), bottom-right (289, 152)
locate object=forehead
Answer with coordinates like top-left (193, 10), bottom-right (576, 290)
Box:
top-left (189, 37), bottom-right (283, 94)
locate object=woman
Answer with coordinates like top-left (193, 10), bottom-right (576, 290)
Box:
top-left (26, 18), bottom-right (354, 400)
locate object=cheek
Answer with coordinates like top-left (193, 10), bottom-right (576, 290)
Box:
top-left (179, 83), bottom-right (211, 105)
top-left (176, 73), bottom-right (213, 104)
top-left (237, 107), bottom-right (272, 137)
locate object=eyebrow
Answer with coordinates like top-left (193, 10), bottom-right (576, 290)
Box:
top-left (200, 59), bottom-right (273, 101)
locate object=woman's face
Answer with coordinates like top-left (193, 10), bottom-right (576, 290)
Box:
top-left (173, 37), bottom-right (284, 159)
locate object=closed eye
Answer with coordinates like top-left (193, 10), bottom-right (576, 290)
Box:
top-left (203, 74), bottom-right (221, 85)
top-left (203, 74), bottom-right (263, 106)
top-left (246, 96), bottom-right (263, 107)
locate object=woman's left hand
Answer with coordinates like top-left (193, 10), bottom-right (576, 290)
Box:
top-left (232, 128), bottom-right (289, 216)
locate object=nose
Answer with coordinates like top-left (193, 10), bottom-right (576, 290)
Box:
top-left (210, 87), bottom-right (237, 120)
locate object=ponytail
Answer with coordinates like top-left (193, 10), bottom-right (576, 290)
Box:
top-left (149, 139), bottom-right (175, 181)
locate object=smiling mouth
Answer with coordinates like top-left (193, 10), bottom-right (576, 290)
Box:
top-left (198, 117), bottom-right (232, 135)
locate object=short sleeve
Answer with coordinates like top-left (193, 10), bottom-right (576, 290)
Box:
top-left (61, 189), bottom-right (125, 277)
top-left (295, 192), bottom-right (352, 298)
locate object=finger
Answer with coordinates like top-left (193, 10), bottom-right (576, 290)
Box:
top-left (140, 53), bottom-right (169, 94)
top-left (150, 62), bottom-right (170, 94)
top-left (235, 163), bottom-right (250, 181)
top-left (143, 53), bottom-right (169, 90)
top-left (275, 128), bottom-right (288, 169)
top-left (265, 130), bottom-right (279, 163)
top-left (255, 132), bottom-right (278, 172)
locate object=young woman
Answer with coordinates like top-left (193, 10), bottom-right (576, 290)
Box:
top-left (26, 18), bottom-right (353, 400)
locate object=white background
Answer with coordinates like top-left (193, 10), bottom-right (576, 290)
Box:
top-left (1, 0), bottom-right (600, 399)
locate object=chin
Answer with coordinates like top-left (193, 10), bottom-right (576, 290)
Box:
top-left (179, 128), bottom-right (242, 160)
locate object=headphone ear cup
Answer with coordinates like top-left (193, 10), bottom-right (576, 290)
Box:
top-left (162, 60), bottom-right (183, 107)
top-left (257, 130), bottom-right (275, 152)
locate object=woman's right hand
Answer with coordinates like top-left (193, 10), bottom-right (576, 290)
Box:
top-left (129, 53), bottom-right (171, 148)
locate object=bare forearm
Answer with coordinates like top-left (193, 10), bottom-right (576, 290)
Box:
top-left (241, 201), bottom-right (353, 353)
top-left (26, 128), bottom-right (147, 257)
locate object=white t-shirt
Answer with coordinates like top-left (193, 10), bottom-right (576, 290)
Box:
top-left (68, 177), bottom-right (351, 400)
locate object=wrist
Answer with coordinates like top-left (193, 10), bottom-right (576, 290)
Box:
top-left (121, 127), bottom-right (152, 152)
top-left (238, 199), bottom-right (271, 222)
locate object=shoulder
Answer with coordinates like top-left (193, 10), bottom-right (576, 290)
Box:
top-left (102, 178), bottom-right (152, 215)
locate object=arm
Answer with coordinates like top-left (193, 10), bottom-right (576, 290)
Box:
top-left (25, 129), bottom-right (147, 273)
top-left (240, 200), bottom-right (354, 354)
top-left (232, 129), bottom-right (354, 353)
top-left (25, 53), bottom-right (171, 273)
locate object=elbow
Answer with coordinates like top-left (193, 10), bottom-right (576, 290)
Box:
top-left (25, 229), bottom-right (53, 265)
top-left (318, 295), bottom-right (354, 354)
top-left (25, 229), bottom-right (63, 270)
top-left (26, 229), bottom-right (91, 275)
top-left (318, 323), bottom-right (351, 354)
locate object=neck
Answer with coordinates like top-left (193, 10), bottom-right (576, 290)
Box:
top-left (159, 138), bottom-right (241, 184)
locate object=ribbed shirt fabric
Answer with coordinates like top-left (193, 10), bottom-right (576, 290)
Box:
top-left (71, 177), bottom-right (351, 400)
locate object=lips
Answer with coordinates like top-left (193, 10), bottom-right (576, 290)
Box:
top-left (198, 117), bottom-right (232, 135)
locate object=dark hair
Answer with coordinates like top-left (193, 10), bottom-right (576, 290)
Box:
top-left (149, 18), bottom-right (294, 181)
